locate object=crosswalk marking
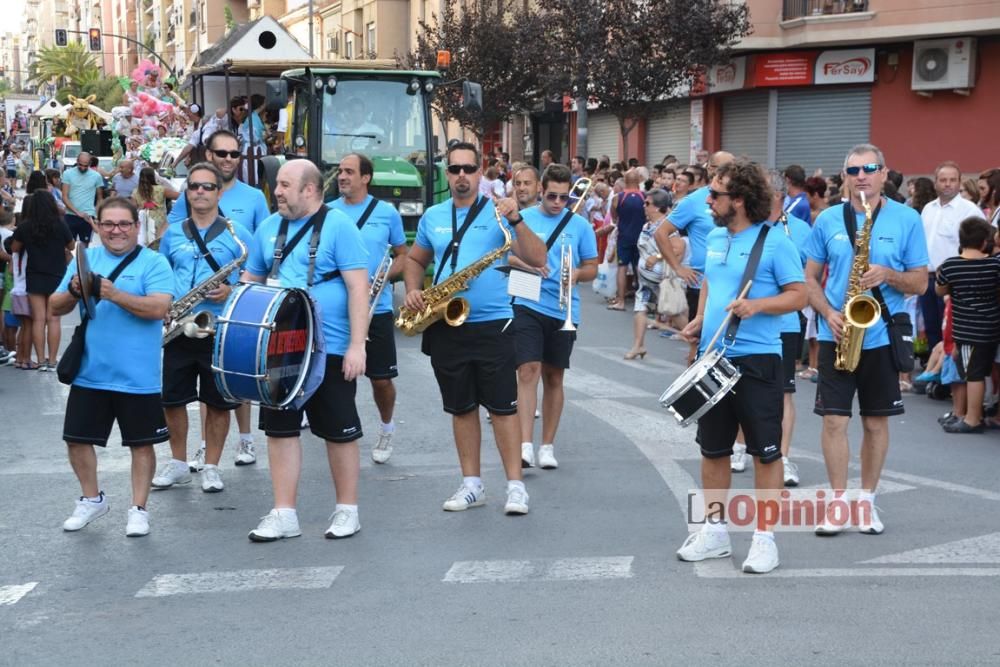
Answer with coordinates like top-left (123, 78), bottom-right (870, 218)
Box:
top-left (443, 556), bottom-right (633, 583)
top-left (564, 367), bottom-right (653, 399)
top-left (862, 532), bottom-right (1000, 565)
top-left (800, 477), bottom-right (917, 496)
top-left (697, 566), bottom-right (1000, 578)
top-left (0, 582), bottom-right (38, 606)
top-left (580, 346), bottom-right (687, 375)
top-left (134, 566), bottom-right (344, 598)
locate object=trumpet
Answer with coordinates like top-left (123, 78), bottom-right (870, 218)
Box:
top-left (569, 178), bottom-right (592, 214)
top-left (368, 243), bottom-right (393, 320)
top-left (559, 234), bottom-right (576, 332)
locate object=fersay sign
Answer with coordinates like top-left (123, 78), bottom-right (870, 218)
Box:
top-left (815, 48), bottom-right (876, 85)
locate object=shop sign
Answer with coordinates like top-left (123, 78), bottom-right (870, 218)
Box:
top-left (815, 48), bottom-right (876, 84)
top-left (752, 52), bottom-right (817, 86)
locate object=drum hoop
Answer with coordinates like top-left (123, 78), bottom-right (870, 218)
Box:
top-left (658, 347), bottom-right (724, 406)
top-left (254, 287), bottom-right (286, 405)
top-left (270, 288), bottom-right (315, 409)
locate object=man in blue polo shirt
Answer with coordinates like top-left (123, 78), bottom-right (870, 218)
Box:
top-left (806, 143), bottom-right (928, 537)
top-left (51, 197), bottom-right (175, 538)
top-left (509, 163), bottom-right (598, 470)
top-left (402, 141), bottom-right (547, 516)
top-left (330, 153), bottom-right (407, 464)
top-left (61, 151), bottom-right (105, 244)
top-left (241, 159), bottom-right (371, 542)
top-left (782, 164), bottom-right (813, 223)
top-left (675, 159), bottom-right (806, 574)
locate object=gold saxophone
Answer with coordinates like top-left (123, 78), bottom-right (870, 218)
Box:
top-left (395, 203), bottom-right (512, 336)
top-left (834, 191), bottom-right (881, 372)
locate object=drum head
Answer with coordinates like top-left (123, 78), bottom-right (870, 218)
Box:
top-left (264, 289), bottom-right (314, 407)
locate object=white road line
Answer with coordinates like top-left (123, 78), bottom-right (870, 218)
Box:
top-left (696, 566), bottom-right (1000, 578)
top-left (564, 368), bottom-right (653, 399)
top-left (443, 556), bottom-right (633, 583)
top-left (134, 566), bottom-right (344, 598)
top-left (0, 582), bottom-right (38, 606)
top-left (799, 477), bottom-right (917, 496)
top-left (573, 398), bottom-right (701, 460)
top-left (862, 532), bottom-right (1000, 565)
top-left (579, 346), bottom-right (687, 375)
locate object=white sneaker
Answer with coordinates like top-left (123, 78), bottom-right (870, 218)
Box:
top-left (63, 494), bottom-right (109, 531)
top-left (504, 485), bottom-right (530, 515)
top-left (442, 484), bottom-right (486, 512)
top-left (815, 510), bottom-right (845, 536)
top-left (234, 438), bottom-right (256, 466)
top-left (201, 465), bottom-right (224, 493)
top-left (858, 505), bottom-right (884, 535)
top-left (521, 442), bottom-right (535, 468)
top-left (151, 460), bottom-right (192, 489)
top-left (742, 534), bottom-right (779, 574)
top-left (730, 444), bottom-right (747, 472)
top-left (371, 430), bottom-right (393, 464)
top-left (782, 457), bottom-right (799, 487)
top-left (537, 445), bottom-right (558, 469)
top-left (125, 507), bottom-right (150, 537)
top-left (324, 509), bottom-right (361, 538)
top-left (187, 446), bottom-right (206, 472)
top-left (248, 509), bottom-right (302, 542)
top-left (677, 526), bottom-right (732, 561)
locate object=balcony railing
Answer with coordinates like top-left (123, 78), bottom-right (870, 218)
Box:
top-left (783, 0), bottom-right (869, 21)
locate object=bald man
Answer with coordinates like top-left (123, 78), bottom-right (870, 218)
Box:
top-left (241, 160), bottom-right (372, 542)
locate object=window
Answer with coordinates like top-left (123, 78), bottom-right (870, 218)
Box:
top-left (366, 22), bottom-right (375, 55)
top-left (345, 33), bottom-right (354, 59)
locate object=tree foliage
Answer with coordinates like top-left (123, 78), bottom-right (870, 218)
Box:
top-left (544, 0), bottom-right (751, 159)
top-left (30, 42), bottom-right (101, 93)
top-left (400, 0), bottom-right (553, 139)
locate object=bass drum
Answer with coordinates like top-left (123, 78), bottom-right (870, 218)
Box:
top-left (213, 284), bottom-right (316, 408)
top-left (658, 347), bottom-right (741, 427)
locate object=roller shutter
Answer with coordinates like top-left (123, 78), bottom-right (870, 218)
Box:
top-left (721, 91), bottom-right (769, 164)
top-left (645, 101), bottom-right (691, 165)
top-left (586, 112), bottom-right (620, 161)
top-left (775, 87), bottom-right (871, 176)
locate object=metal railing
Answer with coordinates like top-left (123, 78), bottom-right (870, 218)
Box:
top-left (783, 0), bottom-right (869, 21)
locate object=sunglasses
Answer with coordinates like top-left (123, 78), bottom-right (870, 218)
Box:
top-left (447, 164), bottom-right (478, 175)
top-left (708, 189), bottom-right (732, 199)
top-left (188, 181), bottom-right (219, 192)
top-left (211, 149), bottom-right (241, 159)
top-left (845, 163), bottom-right (882, 176)
top-left (97, 220), bottom-right (136, 231)
top-left (545, 193), bottom-right (571, 202)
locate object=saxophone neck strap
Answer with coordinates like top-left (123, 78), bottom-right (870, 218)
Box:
top-left (436, 196), bottom-right (488, 285)
top-left (841, 198), bottom-right (882, 249)
top-left (545, 209), bottom-right (576, 251)
top-left (724, 224), bottom-right (771, 346)
top-left (184, 217), bottom-right (227, 273)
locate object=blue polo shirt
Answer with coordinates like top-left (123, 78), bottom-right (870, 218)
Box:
top-left (246, 208), bottom-right (369, 355)
top-left (56, 246), bottom-right (174, 393)
top-left (62, 167), bottom-right (104, 217)
top-left (329, 195), bottom-right (406, 315)
top-left (699, 223), bottom-right (804, 358)
top-left (783, 193), bottom-right (812, 225)
top-left (157, 218), bottom-right (254, 317)
top-left (667, 186), bottom-right (715, 272)
top-left (806, 199), bottom-right (928, 349)
top-left (513, 206), bottom-right (598, 324)
top-left (414, 197), bottom-right (514, 323)
top-left (167, 180), bottom-right (271, 233)
top-left (772, 213), bottom-right (812, 334)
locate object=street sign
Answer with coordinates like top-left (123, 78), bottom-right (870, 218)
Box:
top-left (88, 28), bottom-right (102, 52)
top-left (55, 29), bottom-right (68, 47)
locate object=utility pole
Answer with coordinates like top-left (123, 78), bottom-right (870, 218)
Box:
top-left (308, 0), bottom-right (314, 57)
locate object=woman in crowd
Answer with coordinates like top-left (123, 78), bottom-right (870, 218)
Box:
top-left (10, 190), bottom-right (73, 371)
top-left (910, 177), bottom-right (937, 214)
top-left (979, 168), bottom-right (999, 225)
top-left (961, 178), bottom-right (980, 204)
top-left (132, 166), bottom-right (179, 246)
top-left (45, 169), bottom-right (67, 215)
top-left (804, 175), bottom-right (827, 224)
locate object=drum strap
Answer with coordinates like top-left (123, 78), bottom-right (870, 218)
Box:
top-left (184, 217), bottom-right (227, 273)
top-left (724, 224), bottom-right (770, 346)
top-left (269, 205), bottom-right (330, 286)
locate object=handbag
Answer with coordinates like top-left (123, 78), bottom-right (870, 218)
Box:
top-left (592, 260), bottom-right (617, 299)
top-left (57, 246), bottom-right (143, 385)
top-left (657, 276), bottom-right (688, 317)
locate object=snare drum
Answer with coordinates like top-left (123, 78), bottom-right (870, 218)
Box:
top-left (658, 347), bottom-right (741, 426)
top-left (213, 284), bottom-right (317, 408)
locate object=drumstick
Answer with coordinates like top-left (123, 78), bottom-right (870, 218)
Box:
top-left (704, 280), bottom-right (753, 352)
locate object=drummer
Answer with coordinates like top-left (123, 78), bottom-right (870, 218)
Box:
top-left (675, 159), bottom-right (805, 574)
top-left (240, 159), bottom-right (370, 542)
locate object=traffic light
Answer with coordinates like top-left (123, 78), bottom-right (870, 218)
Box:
top-left (55, 29), bottom-right (68, 47)
top-left (88, 28), bottom-right (101, 52)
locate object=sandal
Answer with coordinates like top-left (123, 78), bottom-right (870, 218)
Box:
top-left (899, 380), bottom-right (913, 393)
top-left (796, 367), bottom-right (818, 380)
top-left (607, 301), bottom-right (625, 311)
top-left (22, 362), bottom-right (39, 370)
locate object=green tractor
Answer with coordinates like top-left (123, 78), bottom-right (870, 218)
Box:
top-left (262, 61), bottom-right (482, 242)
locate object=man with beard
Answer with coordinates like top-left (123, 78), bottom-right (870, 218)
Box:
top-left (675, 159), bottom-right (806, 574)
top-left (512, 165), bottom-right (541, 210)
top-left (62, 151), bottom-right (105, 244)
top-left (402, 142), bottom-right (547, 516)
top-left (331, 153), bottom-right (407, 463)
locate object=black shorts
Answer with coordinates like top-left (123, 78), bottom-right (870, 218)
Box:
top-left (65, 213), bottom-right (93, 244)
top-left (63, 386), bottom-right (170, 447)
top-left (365, 311), bottom-right (399, 379)
top-left (617, 243), bottom-right (639, 267)
top-left (954, 342), bottom-right (998, 382)
top-left (513, 305), bottom-right (576, 370)
top-left (686, 287), bottom-right (700, 322)
top-left (162, 336), bottom-right (239, 410)
top-left (814, 342), bottom-right (903, 418)
top-left (696, 354), bottom-right (783, 464)
top-left (781, 331), bottom-right (801, 394)
top-left (421, 318), bottom-right (518, 416)
top-left (258, 354), bottom-right (362, 443)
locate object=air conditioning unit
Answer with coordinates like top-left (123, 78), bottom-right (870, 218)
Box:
top-left (326, 34), bottom-right (339, 54)
top-left (912, 37), bottom-right (976, 91)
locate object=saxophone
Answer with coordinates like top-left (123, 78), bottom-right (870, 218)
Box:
top-left (833, 191), bottom-right (881, 372)
top-left (395, 202), bottom-right (513, 336)
top-left (163, 218), bottom-right (248, 346)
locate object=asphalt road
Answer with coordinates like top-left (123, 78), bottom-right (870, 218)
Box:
top-left (2, 288), bottom-right (1000, 666)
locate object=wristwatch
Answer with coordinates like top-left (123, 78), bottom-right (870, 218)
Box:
top-left (509, 214), bottom-right (523, 226)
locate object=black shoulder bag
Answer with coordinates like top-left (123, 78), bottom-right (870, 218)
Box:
top-left (842, 201), bottom-right (914, 372)
top-left (58, 246), bottom-right (143, 385)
